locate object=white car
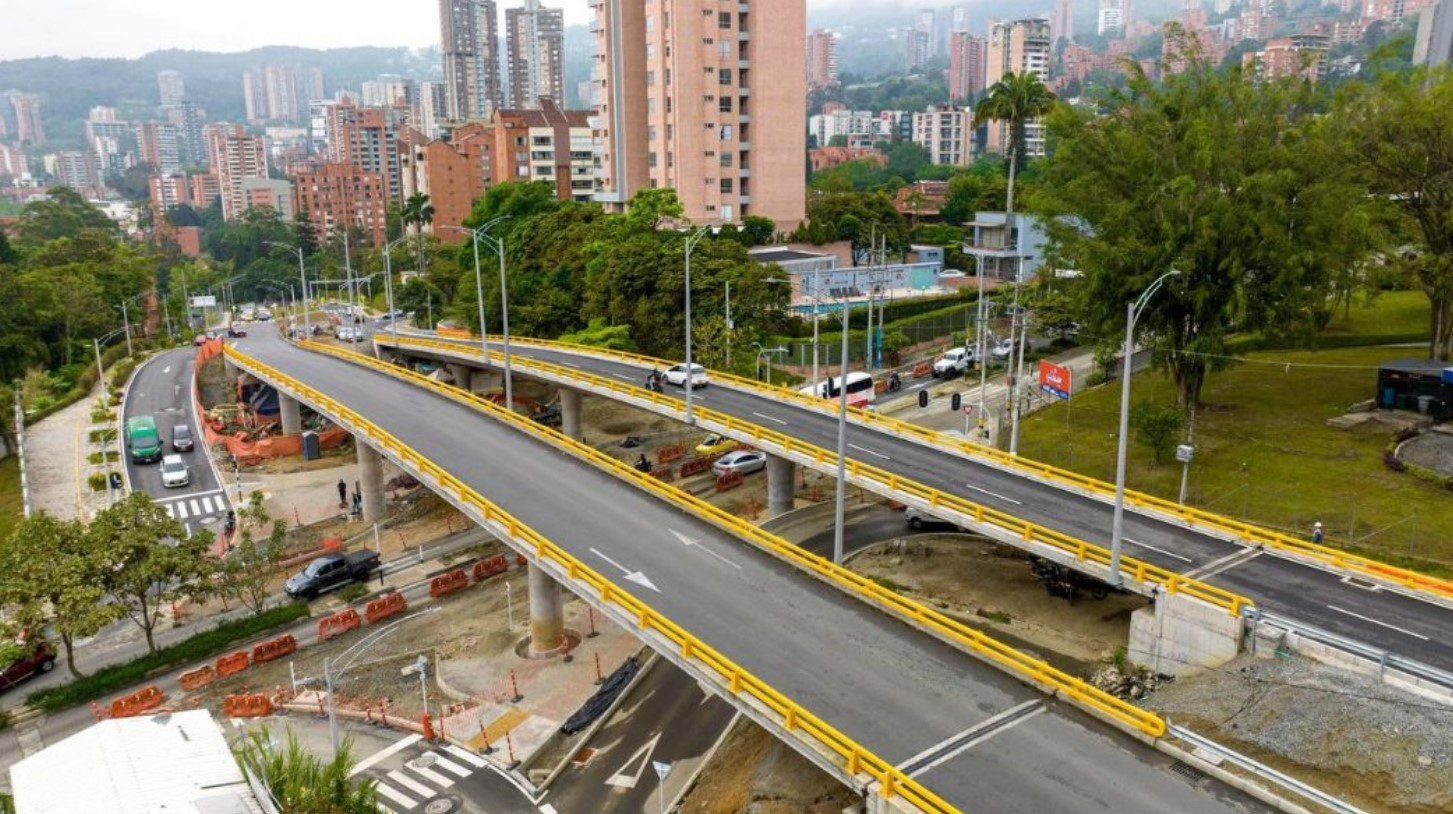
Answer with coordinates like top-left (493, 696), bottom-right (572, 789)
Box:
top-left (159, 454), bottom-right (190, 488)
top-left (991, 337), bottom-right (1015, 361)
top-left (933, 347), bottom-right (976, 378)
top-left (712, 450), bottom-right (767, 477)
top-left (663, 363), bottom-right (709, 389)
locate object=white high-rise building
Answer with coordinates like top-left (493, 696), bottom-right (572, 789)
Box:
top-left (440, 0), bottom-right (503, 121)
top-left (506, 0), bottom-right (565, 108)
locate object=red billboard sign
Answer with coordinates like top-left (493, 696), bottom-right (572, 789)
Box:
top-left (1038, 360), bottom-right (1072, 400)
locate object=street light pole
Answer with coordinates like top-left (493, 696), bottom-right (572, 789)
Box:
top-left (683, 227), bottom-right (709, 426)
top-left (324, 608), bottom-right (438, 757)
top-left (382, 236), bottom-right (407, 346)
top-left (1108, 269), bottom-right (1181, 587)
top-left (120, 299), bottom-right (134, 356)
top-left (833, 295), bottom-right (851, 565)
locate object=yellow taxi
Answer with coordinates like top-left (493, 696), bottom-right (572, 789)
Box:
top-left (694, 434), bottom-right (739, 457)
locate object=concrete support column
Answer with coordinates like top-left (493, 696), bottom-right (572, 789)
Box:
top-left (559, 389), bottom-right (583, 442)
top-left (766, 454), bottom-right (796, 517)
top-left (278, 393), bottom-right (303, 435)
top-left (356, 441), bottom-right (385, 524)
top-left (447, 363), bottom-right (472, 391)
top-left (528, 562), bottom-right (565, 655)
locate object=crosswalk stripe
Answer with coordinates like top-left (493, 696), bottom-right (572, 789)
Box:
top-left (199, 496), bottom-right (213, 514)
top-left (175, 501), bottom-right (189, 519)
top-left (351, 734), bottom-right (423, 777)
top-left (442, 744), bottom-right (489, 769)
top-left (429, 753), bottom-right (471, 778)
top-left (406, 763), bottom-right (454, 788)
top-left (164, 505), bottom-right (175, 518)
top-left (387, 769), bottom-right (434, 798)
top-left (189, 499), bottom-right (201, 516)
top-left (374, 782), bottom-right (416, 809)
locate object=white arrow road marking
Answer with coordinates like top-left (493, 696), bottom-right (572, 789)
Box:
top-left (668, 529), bottom-right (741, 569)
top-left (590, 547), bottom-right (660, 592)
top-left (604, 732), bottom-right (662, 789)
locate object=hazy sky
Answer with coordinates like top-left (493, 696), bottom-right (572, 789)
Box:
top-left (0, 0), bottom-right (884, 60)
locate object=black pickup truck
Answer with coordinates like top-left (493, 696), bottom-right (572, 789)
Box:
top-left (284, 551), bottom-right (381, 600)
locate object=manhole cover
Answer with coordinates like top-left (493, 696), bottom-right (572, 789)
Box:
top-left (408, 753), bottom-right (439, 770)
top-left (573, 747), bottom-right (597, 766)
top-left (422, 799), bottom-right (456, 814)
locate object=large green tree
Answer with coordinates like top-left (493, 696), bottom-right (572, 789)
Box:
top-left (88, 493), bottom-right (213, 653)
top-left (14, 188), bottom-right (116, 247)
top-left (401, 192), bottom-right (435, 274)
top-left (1036, 36), bottom-right (1370, 407)
top-left (1339, 66), bottom-right (1453, 359)
top-left (0, 513), bottom-right (119, 677)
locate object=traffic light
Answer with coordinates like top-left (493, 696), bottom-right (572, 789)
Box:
top-left (951, 392), bottom-right (962, 412)
top-left (918, 389), bottom-right (928, 408)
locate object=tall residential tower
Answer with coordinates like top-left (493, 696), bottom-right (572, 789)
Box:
top-left (440, 0), bottom-right (504, 121)
top-left (985, 18), bottom-right (1051, 157)
top-left (506, 0), bottom-right (565, 108)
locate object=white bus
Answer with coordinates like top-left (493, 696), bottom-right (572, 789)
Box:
top-left (799, 371), bottom-right (876, 408)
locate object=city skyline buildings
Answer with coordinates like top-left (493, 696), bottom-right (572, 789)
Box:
top-left (506, 0), bottom-right (566, 108)
top-left (440, 0), bottom-right (504, 122)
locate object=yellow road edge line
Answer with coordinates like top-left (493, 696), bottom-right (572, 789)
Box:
top-left (384, 334), bottom-right (1251, 618)
top-left (423, 329), bottom-right (1453, 604)
top-left (280, 340), bottom-right (1171, 744)
top-left (223, 345), bottom-right (959, 814)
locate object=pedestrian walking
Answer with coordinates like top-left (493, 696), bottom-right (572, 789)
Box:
top-left (352, 491), bottom-right (362, 517)
top-left (1311, 521), bottom-right (1324, 545)
top-left (336, 478), bottom-right (347, 508)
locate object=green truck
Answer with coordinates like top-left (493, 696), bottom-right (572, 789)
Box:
top-left (125, 415), bottom-right (163, 463)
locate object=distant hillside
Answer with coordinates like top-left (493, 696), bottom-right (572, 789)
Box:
top-left (0, 46), bottom-right (439, 149)
top-left (0, 34), bottom-right (597, 149)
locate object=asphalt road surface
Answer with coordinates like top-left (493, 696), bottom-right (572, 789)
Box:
top-left (233, 332), bottom-right (1272, 814)
top-left (121, 347), bottom-right (231, 538)
top-left (394, 333), bottom-right (1453, 674)
top-left (542, 660), bottom-right (735, 814)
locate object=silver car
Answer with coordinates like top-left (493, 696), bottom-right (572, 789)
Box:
top-left (159, 454), bottom-right (190, 488)
top-left (712, 450), bottom-right (767, 477)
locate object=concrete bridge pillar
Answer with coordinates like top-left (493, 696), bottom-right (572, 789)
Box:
top-left (559, 389), bottom-right (583, 442)
top-left (528, 562), bottom-right (565, 655)
top-left (278, 393), bottom-right (303, 435)
top-left (447, 363), bottom-right (473, 391)
top-left (356, 441), bottom-right (386, 524)
top-left (766, 454), bottom-right (796, 517)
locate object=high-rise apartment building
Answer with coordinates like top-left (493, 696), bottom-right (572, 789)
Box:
top-left (162, 101), bottom-right (206, 168)
top-left (948, 31), bottom-right (987, 101)
top-left (362, 75), bottom-right (416, 108)
top-left (914, 9), bottom-right (939, 57)
top-left (149, 172), bottom-right (192, 212)
top-left (806, 29), bottom-right (839, 90)
top-left (906, 29), bottom-right (933, 71)
top-left (1242, 34), bottom-right (1330, 81)
top-left (506, 0), bottom-right (565, 108)
top-left (912, 106), bottom-right (973, 166)
top-left (324, 98), bottom-right (405, 202)
top-left (985, 18), bottom-right (1051, 157)
top-left (191, 173), bottom-right (221, 210)
top-left (210, 125), bottom-right (268, 221)
top-left (157, 70), bottom-right (186, 107)
top-left (86, 106), bottom-right (132, 175)
top-left (243, 65), bottom-right (314, 123)
top-left (292, 162), bottom-right (388, 244)
top-left (135, 121), bottom-right (181, 174)
top-left (950, 5), bottom-right (971, 32)
top-left (0, 144), bottom-right (27, 179)
top-left (440, 0), bottom-right (504, 122)
top-left (1418, 0), bottom-right (1453, 64)
top-left (1053, 0), bottom-right (1076, 41)
top-left (1098, 0), bottom-right (1127, 34)
top-left (53, 151), bottom-right (102, 191)
top-left (415, 82), bottom-right (450, 139)
top-left (7, 93), bottom-right (45, 146)
top-left (590, 0), bottom-right (806, 229)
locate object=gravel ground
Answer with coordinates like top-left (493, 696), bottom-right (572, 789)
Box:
top-left (1398, 433), bottom-right (1453, 477)
top-left (1148, 653), bottom-right (1453, 813)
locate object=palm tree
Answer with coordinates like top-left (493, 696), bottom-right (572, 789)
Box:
top-left (401, 193), bottom-right (435, 275)
top-left (973, 72), bottom-right (1056, 452)
top-left (235, 729), bottom-right (378, 814)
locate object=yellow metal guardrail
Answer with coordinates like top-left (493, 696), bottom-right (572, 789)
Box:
top-left (291, 339), bottom-right (1172, 743)
top-left (424, 329), bottom-right (1453, 604)
top-left (384, 333), bottom-right (1251, 617)
top-left (224, 345), bottom-right (960, 813)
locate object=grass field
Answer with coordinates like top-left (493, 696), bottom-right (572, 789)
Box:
top-left (0, 456), bottom-right (22, 541)
top-left (1019, 344), bottom-right (1453, 575)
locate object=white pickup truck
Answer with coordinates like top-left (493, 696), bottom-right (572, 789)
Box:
top-left (933, 347), bottom-right (976, 378)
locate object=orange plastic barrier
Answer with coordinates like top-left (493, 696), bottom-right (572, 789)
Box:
top-left (912, 361), bottom-right (933, 378)
top-left (216, 650), bottom-right (251, 677)
top-left (364, 592), bottom-right (408, 624)
top-left (251, 634), bottom-right (299, 664)
top-left (430, 569), bottom-right (469, 598)
top-left (472, 555), bottom-right (510, 583)
top-left (680, 458), bottom-right (714, 477)
top-left (716, 471), bottom-right (744, 492)
top-left (657, 444), bottom-right (686, 464)
top-left (650, 465), bottom-right (676, 482)
top-left (179, 666), bottom-right (217, 692)
top-left (109, 686), bottom-right (166, 719)
top-left (317, 609), bottom-right (362, 642)
top-left (223, 694), bottom-right (274, 718)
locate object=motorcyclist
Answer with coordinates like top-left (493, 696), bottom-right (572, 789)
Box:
top-left (646, 369), bottom-right (663, 392)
